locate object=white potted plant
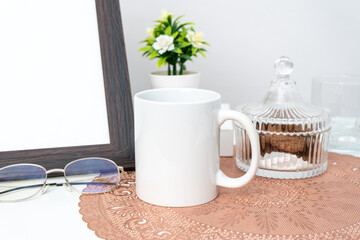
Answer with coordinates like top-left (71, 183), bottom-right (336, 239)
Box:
top-left (139, 10), bottom-right (209, 88)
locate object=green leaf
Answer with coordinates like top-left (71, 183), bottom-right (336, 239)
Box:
top-left (171, 48), bottom-right (183, 54)
top-left (198, 50), bottom-right (206, 58)
top-left (174, 15), bottom-right (184, 24)
top-left (179, 31), bottom-right (186, 38)
top-left (138, 46), bottom-right (153, 52)
top-left (192, 48), bottom-right (197, 56)
top-left (154, 20), bottom-right (166, 24)
top-left (179, 54), bottom-right (192, 61)
top-left (164, 26), bottom-right (172, 36)
top-left (177, 42), bottom-right (191, 49)
top-left (172, 22), bottom-right (178, 33)
top-left (157, 57), bottom-right (166, 68)
top-left (154, 32), bottom-right (161, 38)
top-left (162, 22), bottom-right (170, 28)
top-left (149, 51), bottom-right (158, 60)
top-left (171, 32), bottom-right (179, 39)
top-left (142, 51), bottom-right (150, 57)
top-left (177, 22), bottom-right (195, 30)
top-left (167, 15), bottom-right (172, 25)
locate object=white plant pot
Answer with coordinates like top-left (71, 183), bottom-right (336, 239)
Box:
top-left (149, 71), bottom-right (200, 88)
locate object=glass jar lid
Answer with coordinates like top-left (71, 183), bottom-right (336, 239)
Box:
top-left (236, 56), bottom-right (331, 134)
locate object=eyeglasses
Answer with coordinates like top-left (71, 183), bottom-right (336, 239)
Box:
top-left (0, 157), bottom-right (125, 202)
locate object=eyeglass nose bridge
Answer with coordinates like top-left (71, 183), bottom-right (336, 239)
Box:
top-left (42, 169), bottom-right (73, 194)
top-left (41, 168), bottom-right (65, 194)
top-left (46, 169), bottom-right (65, 175)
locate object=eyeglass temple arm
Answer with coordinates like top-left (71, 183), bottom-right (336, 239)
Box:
top-left (0, 181), bottom-right (117, 196)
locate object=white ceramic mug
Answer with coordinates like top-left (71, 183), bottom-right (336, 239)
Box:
top-left (134, 88), bottom-right (260, 207)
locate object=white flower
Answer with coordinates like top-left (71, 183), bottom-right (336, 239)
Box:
top-left (160, 9), bottom-right (170, 21)
top-left (152, 35), bottom-right (174, 55)
top-left (146, 27), bottom-right (154, 40)
top-left (186, 31), bottom-right (204, 48)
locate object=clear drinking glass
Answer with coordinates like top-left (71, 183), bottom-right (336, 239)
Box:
top-left (312, 74), bottom-right (360, 156)
top-left (235, 57), bottom-right (331, 179)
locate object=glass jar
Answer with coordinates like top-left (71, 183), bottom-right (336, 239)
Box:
top-left (235, 57), bottom-right (331, 179)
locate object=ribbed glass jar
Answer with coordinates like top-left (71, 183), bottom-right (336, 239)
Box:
top-left (235, 57), bottom-right (331, 179)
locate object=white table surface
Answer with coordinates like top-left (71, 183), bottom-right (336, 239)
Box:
top-left (0, 177), bottom-right (99, 240)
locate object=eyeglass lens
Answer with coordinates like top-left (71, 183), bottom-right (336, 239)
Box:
top-left (64, 158), bottom-right (120, 194)
top-left (0, 164), bottom-right (46, 202)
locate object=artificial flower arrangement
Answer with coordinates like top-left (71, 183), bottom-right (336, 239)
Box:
top-left (139, 10), bottom-right (209, 75)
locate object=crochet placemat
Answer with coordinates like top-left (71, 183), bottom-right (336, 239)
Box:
top-left (79, 153), bottom-right (360, 239)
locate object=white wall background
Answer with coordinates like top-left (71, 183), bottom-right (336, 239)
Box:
top-left (120, 0), bottom-right (360, 108)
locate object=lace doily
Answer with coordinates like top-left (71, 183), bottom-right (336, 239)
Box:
top-left (79, 153), bottom-right (360, 240)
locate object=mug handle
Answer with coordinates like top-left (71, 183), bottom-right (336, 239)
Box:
top-left (216, 110), bottom-right (260, 188)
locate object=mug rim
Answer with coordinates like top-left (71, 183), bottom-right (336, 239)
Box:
top-left (134, 88), bottom-right (221, 105)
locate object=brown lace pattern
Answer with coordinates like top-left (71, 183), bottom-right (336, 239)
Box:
top-left (79, 153), bottom-right (360, 240)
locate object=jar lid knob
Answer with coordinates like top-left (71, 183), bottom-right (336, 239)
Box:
top-left (274, 56), bottom-right (293, 77)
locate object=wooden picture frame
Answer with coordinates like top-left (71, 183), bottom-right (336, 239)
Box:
top-left (0, 0), bottom-right (134, 170)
